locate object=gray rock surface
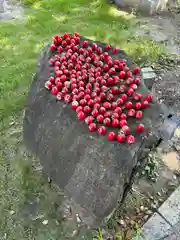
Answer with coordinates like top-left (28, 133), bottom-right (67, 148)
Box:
top-left (23, 38), bottom-right (171, 227)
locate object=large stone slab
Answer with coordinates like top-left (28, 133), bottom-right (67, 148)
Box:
top-left (23, 37), bottom-right (172, 227)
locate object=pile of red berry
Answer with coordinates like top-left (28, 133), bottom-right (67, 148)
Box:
top-left (45, 32), bottom-right (153, 145)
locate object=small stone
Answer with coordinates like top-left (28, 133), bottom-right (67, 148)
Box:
top-left (42, 220), bottom-right (48, 225)
top-left (151, 204), bottom-right (157, 209)
top-left (9, 121), bottom-right (15, 126)
top-left (10, 210), bottom-right (15, 215)
top-left (146, 210), bottom-right (153, 215)
top-left (76, 213), bottom-right (82, 223)
top-left (140, 206), bottom-right (145, 212)
top-left (157, 192), bottom-right (161, 196)
top-left (173, 174), bottom-right (177, 180)
top-left (149, 196), bottom-right (154, 200)
top-left (144, 215), bottom-right (149, 221)
top-left (118, 219), bottom-right (125, 225)
top-left (136, 208), bottom-right (140, 214)
top-left (130, 220), bottom-right (135, 226)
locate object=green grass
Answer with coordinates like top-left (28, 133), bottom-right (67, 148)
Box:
top-left (0, 0), bottom-right (164, 239)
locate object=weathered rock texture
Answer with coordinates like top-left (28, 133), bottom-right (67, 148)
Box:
top-left (23, 37), bottom-right (171, 227)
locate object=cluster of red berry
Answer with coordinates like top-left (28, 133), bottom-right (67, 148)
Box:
top-left (45, 32), bottom-right (153, 145)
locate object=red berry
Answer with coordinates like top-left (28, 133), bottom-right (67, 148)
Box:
top-left (117, 134), bottom-right (125, 143)
top-left (74, 32), bottom-right (79, 37)
top-left (126, 78), bottom-right (133, 85)
top-left (72, 100), bottom-right (79, 110)
top-left (136, 110), bottom-right (143, 119)
top-left (113, 76), bottom-right (120, 84)
top-left (60, 75), bottom-right (67, 82)
top-left (94, 103), bottom-right (101, 109)
top-left (111, 102), bottom-right (118, 110)
top-left (77, 111), bottom-right (86, 120)
top-left (107, 131), bottom-right (116, 141)
top-left (120, 113), bottom-right (127, 120)
top-left (114, 59), bottom-right (119, 65)
top-left (89, 123), bottom-right (97, 132)
top-left (107, 78), bottom-right (115, 86)
top-left (127, 109), bottom-right (136, 117)
top-left (63, 32), bottom-right (69, 39)
top-left (76, 106), bottom-right (83, 113)
top-left (96, 114), bottom-right (104, 123)
top-left (112, 48), bottom-right (118, 54)
top-left (119, 85), bottom-right (126, 93)
top-left (91, 109), bottom-right (99, 117)
top-left (127, 88), bottom-right (134, 96)
top-left (82, 40), bottom-right (88, 48)
top-left (120, 94), bottom-right (128, 101)
top-left (49, 44), bottom-right (56, 51)
top-left (45, 81), bottom-right (53, 90)
top-left (79, 99), bottom-right (87, 106)
top-left (134, 102), bottom-right (142, 110)
top-left (84, 105), bottom-right (91, 113)
top-left (103, 117), bottom-right (111, 126)
top-left (112, 119), bottom-right (119, 127)
top-left (62, 87), bottom-right (69, 94)
top-left (119, 62), bottom-right (124, 70)
top-left (121, 125), bottom-right (130, 135)
top-left (98, 126), bottom-right (106, 135)
top-left (49, 76), bottom-right (55, 83)
top-left (141, 100), bottom-right (149, 109)
top-left (125, 101), bottom-right (133, 109)
top-left (119, 71), bottom-right (126, 79)
top-left (130, 84), bottom-right (138, 90)
top-left (145, 94), bottom-right (153, 102)
top-left (62, 41), bottom-right (67, 48)
top-left (133, 66), bottom-right (140, 75)
top-left (126, 71), bottom-right (132, 78)
top-left (75, 37), bottom-right (80, 44)
top-left (136, 123), bottom-right (145, 132)
top-left (107, 93), bottom-right (114, 102)
top-left (103, 102), bottom-right (111, 109)
top-left (64, 94), bottom-right (71, 103)
top-left (133, 92), bottom-right (142, 101)
top-left (57, 46), bottom-right (63, 53)
top-left (133, 77), bottom-right (141, 85)
top-left (56, 92), bottom-right (63, 101)
top-left (92, 43), bottom-right (97, 51)
top-left (99, 107), bottom-right (106, 114)
top-left (114, 107), bottom-right (122, 115)
top-left (88, 99), bottom-right (94, 107)
top-left (51, 86), bottom-right (58, 95)
top-left (104, 111), bottom-right (111, 118)
top-left (117, 98), bottom-right (124, 106)
top-left (119, 120), bottom-right (128, 128)
top-left (126, 135), bottom-right (136, 144)
top-left (109, 67), bottom-right (116, 75)
top-left (104, 44), bottom-right (111, 51)
top-left (112, 113), bottom-right (119, 119)
top-left (85, 116), bottom-right (94, 125)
